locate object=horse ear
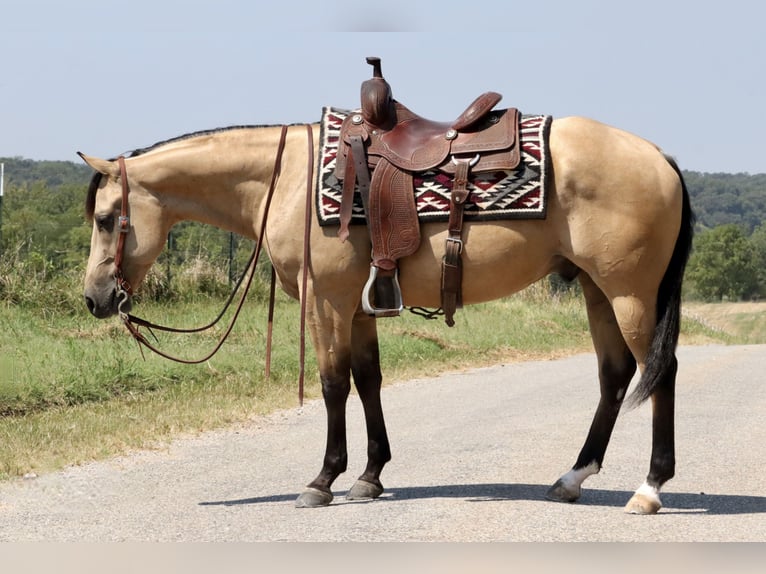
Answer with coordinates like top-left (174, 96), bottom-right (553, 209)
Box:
top-left (78, 152), bottom-right (120, 177)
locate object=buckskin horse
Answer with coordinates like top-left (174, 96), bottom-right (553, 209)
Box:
top-left (80, 60), bottom-right (693, 515)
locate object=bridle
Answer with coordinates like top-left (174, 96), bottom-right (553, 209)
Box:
top-left (109, 124), bottom-right (314, 404)
top-left (114, 155), bottom-right (133, 310)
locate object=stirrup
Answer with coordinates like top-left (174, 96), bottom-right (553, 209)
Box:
top-left (362, 266), bottom-right (403, 318)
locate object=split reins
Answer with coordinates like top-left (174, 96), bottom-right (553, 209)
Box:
top-left (114, 124), bottom-right (314, 405)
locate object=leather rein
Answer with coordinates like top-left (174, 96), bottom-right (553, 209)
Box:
top-left (113, 125), bottom-right (314, 404)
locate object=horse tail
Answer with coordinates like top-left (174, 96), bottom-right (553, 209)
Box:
top-left (626, 155), bottom-right (695, 407)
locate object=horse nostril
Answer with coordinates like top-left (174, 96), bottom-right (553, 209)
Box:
top-left (85, 295), bottom-right (97, 316)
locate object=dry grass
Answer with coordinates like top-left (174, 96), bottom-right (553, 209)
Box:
top-left (683, 301), bottom-right (766, 344)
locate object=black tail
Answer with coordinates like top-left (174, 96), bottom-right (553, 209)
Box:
top-left (626, 156), bottom-right (695, 407)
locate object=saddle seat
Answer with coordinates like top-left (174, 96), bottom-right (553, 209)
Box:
top-left (364, 91), bottom-right (507, 169)
top-left (366, 98), bottom-right (518, 174)
top-left (335, 57), bottom-right (521, 325)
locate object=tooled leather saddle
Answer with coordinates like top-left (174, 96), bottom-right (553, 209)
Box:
top-left (336, 57), bottom-right (521, 326)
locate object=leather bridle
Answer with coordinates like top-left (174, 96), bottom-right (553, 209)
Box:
top-left (114, 155), bottom-right (133, 310)
top-left (108, 125), bottom-right (314, 404)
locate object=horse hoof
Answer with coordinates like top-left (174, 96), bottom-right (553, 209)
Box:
top-left (346, 479), bottom-right (384, 500)
top-left (624, 492), bottom-right (662, 515)
top-left (295, 487), bottom-right (333, 508)
top-left (545, 479), bottom-right (581, 503)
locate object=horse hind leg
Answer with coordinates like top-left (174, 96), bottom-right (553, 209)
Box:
top-left (590, 284), bottom-right (677, 515)
top-left (547, 274), bottom-right (637, 504)
top-left (345, 312), bottom-right (392, 500)
top-left (609, 287), bottom-right (678, 515)
top-left (548, 264), bottom-right (678, 516)
top-left (622, 162), bottom-right (690, 514)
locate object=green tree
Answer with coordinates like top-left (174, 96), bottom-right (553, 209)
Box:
top-left (2, 181), bottom-right (91, 269)
top-left (687, 224), bottom-right (759, 301)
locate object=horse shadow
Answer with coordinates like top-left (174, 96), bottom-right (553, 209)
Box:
top-left (199, 483), bottom-right (766, 515)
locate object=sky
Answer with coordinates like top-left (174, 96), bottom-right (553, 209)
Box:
top-left (1, 0), bottom-right (764, 174)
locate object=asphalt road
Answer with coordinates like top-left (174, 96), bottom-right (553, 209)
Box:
top-left (1, 344), bottom-right (764, 541)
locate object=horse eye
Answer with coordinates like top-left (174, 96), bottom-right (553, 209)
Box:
top-left (95, 214), bottom-right (115, 233)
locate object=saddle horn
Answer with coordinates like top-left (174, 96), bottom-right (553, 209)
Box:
top-left (361, 56), bottom-right (395, 128)
top-left (367, 56), bottom-right (384, 78)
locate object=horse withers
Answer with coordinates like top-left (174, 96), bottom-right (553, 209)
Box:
top-left (80, 110), bottom-right (693, 515)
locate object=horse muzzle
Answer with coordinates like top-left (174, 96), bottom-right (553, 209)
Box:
top-left (84, 284), bottom-right (132, 319)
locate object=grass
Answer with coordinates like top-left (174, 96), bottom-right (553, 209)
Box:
top-left (0, 283), bottom-right (749, 480)
top-left (683, 301), bottom-right (766, 344)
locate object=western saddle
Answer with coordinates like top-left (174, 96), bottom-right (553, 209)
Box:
top-left (336, 57), bottom-right (521, 326)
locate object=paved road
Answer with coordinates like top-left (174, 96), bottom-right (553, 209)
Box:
top-left (1, 345), bottom-right (764, 541)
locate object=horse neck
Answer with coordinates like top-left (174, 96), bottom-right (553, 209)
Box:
top-left (132, 125), bottom-right (302, 239)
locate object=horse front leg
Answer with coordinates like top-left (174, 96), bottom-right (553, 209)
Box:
top-left (346, 312), bottom-right (391, 500)
top-left (295, 304), bottom-right (354, 509)
top-left (547, 274), bottom-right (637, 504)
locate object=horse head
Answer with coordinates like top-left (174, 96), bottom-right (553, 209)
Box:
top-left (80, 153), bottom-right (169, 319)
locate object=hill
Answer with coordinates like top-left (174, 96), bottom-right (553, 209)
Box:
top-left (684, 171), bottom-right (766, 232)
top-left (0, 157), bottom-right (92, 190)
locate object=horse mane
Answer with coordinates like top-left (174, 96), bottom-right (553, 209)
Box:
top-left (83, 124), bottom-right (281, 221)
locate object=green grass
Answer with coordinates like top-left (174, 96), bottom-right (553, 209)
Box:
top-left (0, 284), bottom-right (744, 480)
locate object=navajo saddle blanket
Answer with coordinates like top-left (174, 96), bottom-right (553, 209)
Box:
top-left (315, 106), bottom-right (552, 227)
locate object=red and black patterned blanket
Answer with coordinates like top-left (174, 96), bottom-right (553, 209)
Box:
top-left (315, 107), bottom-right (552, 226)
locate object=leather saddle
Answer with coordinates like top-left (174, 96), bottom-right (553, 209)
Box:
top-left (336, 57), bottom-right (521, 325)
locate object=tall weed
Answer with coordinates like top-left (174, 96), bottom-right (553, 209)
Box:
top-left (0, 245), bottom-right (83, 316)
top-left (0, 247), bottom-right (274, 312)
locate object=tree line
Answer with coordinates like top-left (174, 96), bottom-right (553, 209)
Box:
top-left (1, 157), bottom-right (764, 303)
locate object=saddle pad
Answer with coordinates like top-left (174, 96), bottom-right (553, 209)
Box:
top-left (315, 107), bottom-right (552, 226)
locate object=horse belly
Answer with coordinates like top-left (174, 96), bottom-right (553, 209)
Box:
top-left (398, 221), bottom-right (557, 308)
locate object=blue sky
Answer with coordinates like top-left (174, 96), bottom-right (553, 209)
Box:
top-left (1, 0), bottom-right (764, 174)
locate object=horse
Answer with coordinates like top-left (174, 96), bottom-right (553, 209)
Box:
top-left (80, 112), bottom-right (694, 515)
